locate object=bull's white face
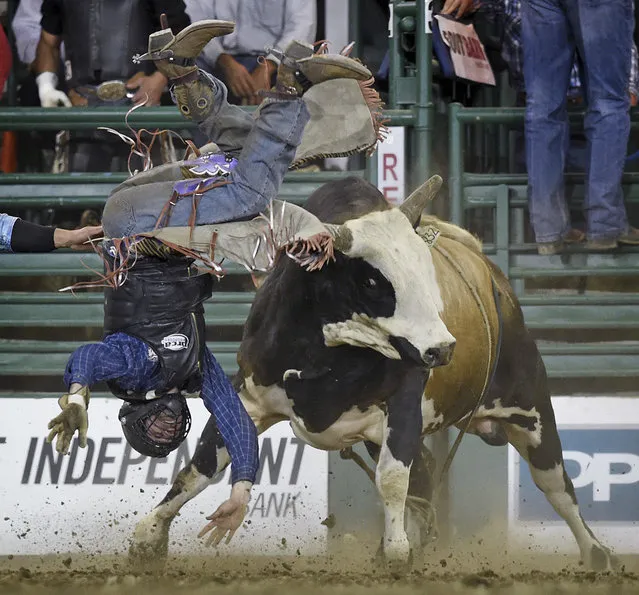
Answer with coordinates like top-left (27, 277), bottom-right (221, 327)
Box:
top-left (322, 209), bottom-right (456, 366)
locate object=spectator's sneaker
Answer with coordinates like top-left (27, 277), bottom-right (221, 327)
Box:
top-left (270, 44), bottom-right (372, 98)
top-left (134, 16), bottom-right (235, 82)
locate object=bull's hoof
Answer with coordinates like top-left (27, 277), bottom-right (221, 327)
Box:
top-left (373, 537), bottom-right (413, 574)
top-left (128, 541), bottom-right (167, 572)
top-left (587, 544), bottom-right (619, 572)
top-left (128, 516), bottom-right (170, 571)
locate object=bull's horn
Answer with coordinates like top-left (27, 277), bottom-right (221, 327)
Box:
top-left (399, 175), bottom-right (443, 227)
top-left (325, 224), bottom-right (353, 253)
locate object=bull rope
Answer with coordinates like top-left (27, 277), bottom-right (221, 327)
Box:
top-left (340, 242), bottom-right (504, 544)
top-left (424, 244), bottom-right (504, 538)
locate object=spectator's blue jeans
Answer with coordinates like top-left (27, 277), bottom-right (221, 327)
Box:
top-left (522, 0), bottom-right (633, 242)
top-left (103, 77), bottom-right (310, 238)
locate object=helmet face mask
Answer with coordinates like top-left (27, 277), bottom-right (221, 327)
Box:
top-left (119, 394), bottom-right (191, 458)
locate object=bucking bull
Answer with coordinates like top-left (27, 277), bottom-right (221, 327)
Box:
top-left (129, 175), bottom-right (613, 571)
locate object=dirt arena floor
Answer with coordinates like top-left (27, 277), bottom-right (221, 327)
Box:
top-left (2, 541), bottom-right (639, 595)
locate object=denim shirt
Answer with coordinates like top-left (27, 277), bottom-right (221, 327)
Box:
top-left (0, 213), bottom-right (17, 252)
top-left (186, 0), bottom-right (316, 70)
top-left (65, 332), bottom-right (259, 484)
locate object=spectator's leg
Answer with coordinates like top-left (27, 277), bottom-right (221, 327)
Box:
top-left (522, 0), bottom-right (574, 249)
top-left (569, 0), bottom-right (632, 245)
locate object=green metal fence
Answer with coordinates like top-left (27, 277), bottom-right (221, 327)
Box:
top-left (388, 0), bottom-right (435, 188)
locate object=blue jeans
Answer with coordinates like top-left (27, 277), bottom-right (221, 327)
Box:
top-left (102, 76), bottom-right (310, 238)
top-left (522, 0), bottom-right (633, 242)
top-left (189, 68), bottom-right (260, 149)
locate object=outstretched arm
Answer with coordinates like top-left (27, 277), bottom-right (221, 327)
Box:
top-left (48, 334), bottom-right (159, 454)
top-left (196, 348), bottom-right (259, 545)
top-left (0, 213), bottom-right (102, 253)
top-left (198, 348), bottom-right (258, 485)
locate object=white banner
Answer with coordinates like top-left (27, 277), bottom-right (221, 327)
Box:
top-left (508, 396), bottom-right (639, 554)
top-left (376, 126), bottom-right (405, 206)
top-left (0, 399), bottom-right (328, 556)
top-left (435, 16), bottom-right (495, 86)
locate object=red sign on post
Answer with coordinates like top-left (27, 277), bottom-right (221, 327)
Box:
top-left (376, 127), bottom-right (405, 206)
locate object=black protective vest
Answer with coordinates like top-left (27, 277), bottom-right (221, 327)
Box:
top-left (62, 0), bottom-right (153, 87)
top-left (103, 257), bottom-right (213, 400)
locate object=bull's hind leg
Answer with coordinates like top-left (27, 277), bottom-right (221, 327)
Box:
top-left (503, 388), bottom-right (614, 570)
top-left (129, 414), bottom-right (230, 566)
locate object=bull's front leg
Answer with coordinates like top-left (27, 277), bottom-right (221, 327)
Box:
top-left (375, 367), bottom-right (427, 566)
top-left (129, 414), bottom-right (230, 567)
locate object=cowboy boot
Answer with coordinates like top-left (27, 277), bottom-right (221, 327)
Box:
top-left (170, 38), bottom-right (315, 121)
top-left (134, 16), bottom-right (235, 120)
top-left (270, 44), bottom-right (372, 99)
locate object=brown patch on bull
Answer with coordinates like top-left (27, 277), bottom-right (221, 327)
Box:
top-left (418, 231), bottom-right (501, 429)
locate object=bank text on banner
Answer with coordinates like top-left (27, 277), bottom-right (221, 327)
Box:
top-left (434, 16), bottom-right (495, 86)
top-left (0, 398), bottom-right (329, 556)
top-left (507, 397), bottom-right (639, 554)
top-left (376, 126), bottom-right (405, 206)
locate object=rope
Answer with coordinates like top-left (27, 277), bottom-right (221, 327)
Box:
top-left (430, 243), bottom-right (503, 489)
top-left (339, 447), bottom-right (375, 482)
top-left (419, 243), bottom-right (504, 538)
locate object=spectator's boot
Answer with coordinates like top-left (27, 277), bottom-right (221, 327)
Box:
top-left (133, 15), bottom-right (235, 120)
top-left (537, 228), bottom-right (584, 255)
top-left (269, 44), bottom-right (372, 99)
top-left (586, 226), bottom-right (639, 251)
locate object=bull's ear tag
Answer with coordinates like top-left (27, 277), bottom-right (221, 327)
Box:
top-left (418, 225), bottom-right (440, 247)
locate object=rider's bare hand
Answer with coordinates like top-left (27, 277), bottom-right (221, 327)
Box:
top-left (198, 481), bottom-right (252, 547)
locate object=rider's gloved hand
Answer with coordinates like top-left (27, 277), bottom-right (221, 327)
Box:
top-left (46, 385), bottom-right (90, 454)
top-left (36, 72), bottom-right (72, 108)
